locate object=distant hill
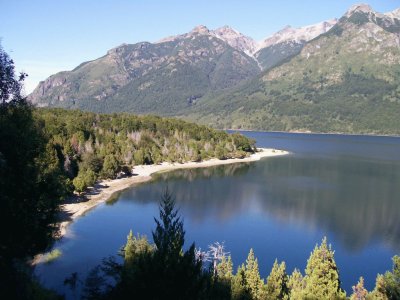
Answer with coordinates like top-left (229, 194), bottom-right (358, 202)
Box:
top-left (29, 3), bottom-right (400, 135)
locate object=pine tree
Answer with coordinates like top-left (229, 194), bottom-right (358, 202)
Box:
top-left (244, 249), bottom-right (265, 300)
top-left (152, 188), bottom-right (185, 260)
top-left (303, 237), bottom-right (346, 299)
top-left (232, 264), bottom-right (251, 300)
top-left (123, 230), bottom-right (152, 264)
top-left (374, 255), bottom-right (400, 300)
top-left (265, 259), bottom-right (289, 299)
top-left (369, 274), bottom-right (388, 300)
top-left (351, 277), bottom-right (368, 300)
top-left (217, 255), bottom-right (234, 280)
top-left (287, 268), bottom-right (305, 300)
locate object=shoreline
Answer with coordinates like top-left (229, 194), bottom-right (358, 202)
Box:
top-left (58, 148), bottom-right (288, 238)
top-left (226, 129), bottom-right (400, 138)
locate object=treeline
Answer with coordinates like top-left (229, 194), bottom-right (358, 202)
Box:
top-left (72, 190), bottom-right (400, 300)
top-left (35, 108), bottom-right (256, 193)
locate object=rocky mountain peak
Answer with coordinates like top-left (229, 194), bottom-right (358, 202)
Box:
top-left (346, 3), bottom-right (374, 17)
top-left (190, 25), bottom-right (210, 35)
top-left (385, 8), bottom-right (400, 19)
top-left (212, 25), bottom-right (258, 55)
top-left (257, 19), bottom-right (337, 50)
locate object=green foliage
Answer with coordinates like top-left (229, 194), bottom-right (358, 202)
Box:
top-left (101, 154), bottom-right (119, 179)
top-left (243, 249), bottom-right (265, 300)
top-left (351, 277), bottom-right (368, 300)
top-left (217, 256), bottom-right (234, 280)
top-left (73, 169), bottom-right (97, 193)
top-left (231, 264), bottom-right (252, 300)
top-left (152, 189), bottom-right (185, 259)
top-left (287, 268), bottom-right (305, 300)
top-left (0, 45), bottom-right (64, 299)
top-left (108, 189), bottom-right (207, 299)
top-left (303, 237), bottom-right (346, 299)
top-left (264, 259), bottom-right (289, 300)
top-left (369, 274), bottom-right (389, 300)
top-left (34, 108), bottom-right (256, 194)
top-left (377, 256), bottom-right (400, 300)
top-left (123, 230), bottom-right (153, 264)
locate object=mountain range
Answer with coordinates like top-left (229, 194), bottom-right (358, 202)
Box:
top-left (29, 4), bottom-right (400, 135)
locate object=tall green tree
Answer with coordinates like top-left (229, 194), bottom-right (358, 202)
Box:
top-left (379, 256), bottom-right (400, 300)
top-left (350, 277), bottom-right (368, 300)
top-left (0, 45), bottom-right (65, 298)
top-left (110, 189), bottom-right (206, 299)
top-left (231, 264), bottom-right (251, 300)
top-left (244, 249), bottom-right (265, 300)
top-left (303, 237), bottom-right (346, 299)
top-left (287, 268), bottom-right (305, 300)
top-left (369, 274), bottom-right (389, 300)
top-left (264, 259), bottom-right (289, 299)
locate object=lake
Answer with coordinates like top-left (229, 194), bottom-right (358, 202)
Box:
top-left (35, 131), bottom-right (400, 298)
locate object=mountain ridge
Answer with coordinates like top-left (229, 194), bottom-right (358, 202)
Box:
top-left (28, 3), bottom-right (400, 135)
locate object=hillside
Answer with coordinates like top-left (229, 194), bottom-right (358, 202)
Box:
top-left (28, 26), bottom-right (260, 115)
top-left (184, 4), bottom-right (400, 135)
top-left (28, 4), bottom-right (400, 135)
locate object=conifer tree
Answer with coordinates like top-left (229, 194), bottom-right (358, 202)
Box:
top-left (152, 188), bottom-right (185, 260)
top-left (287, 268), bottom-right (305, 300)
top-left (217, 255), bottom-right (234, 280)
top-left (244, 249), bottom-right (265, 300)
top-left (265, 259), bottom-right (289, 299)
top-left (386, 255), bottom-right (400, 299)
top-left (369, 274), bottom-right (388, 300)
top-left (123, 230), bottom-right (152, 264)
top-left (303, 237), bottom-right (346, 299)
top-left (350, 277), bottom-right (369, 300)
top-left (231, 264), bottom-right (251, 300)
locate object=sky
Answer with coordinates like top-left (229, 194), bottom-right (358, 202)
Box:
top-left (1, 0), bottom-right (399, 94)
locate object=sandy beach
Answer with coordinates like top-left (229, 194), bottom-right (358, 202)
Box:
top-left (58, 148), bottom-right (288, 237)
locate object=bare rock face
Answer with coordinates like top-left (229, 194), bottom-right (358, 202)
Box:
top-left (257, 19), bottom-right (338, 50)
top-left (28, 75), bottom-right (67, 104)
top-left (212, 26), bottom-right (258, 56)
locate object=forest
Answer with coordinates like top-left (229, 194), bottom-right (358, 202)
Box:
top-left (35, 108), bottom-right (256, 193)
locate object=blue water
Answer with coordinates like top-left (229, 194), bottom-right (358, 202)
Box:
top-left (35, 132), bottom-right (400, 298)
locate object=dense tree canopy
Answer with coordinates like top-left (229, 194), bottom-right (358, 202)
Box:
top-left (0, 45), bottom-right (65, 299)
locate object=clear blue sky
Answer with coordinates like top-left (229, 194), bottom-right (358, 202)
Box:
top-left (1, 0), bottom-right (399, 93)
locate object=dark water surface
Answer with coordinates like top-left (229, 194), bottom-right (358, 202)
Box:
top-left (36, 132), bottom-right (400, 297)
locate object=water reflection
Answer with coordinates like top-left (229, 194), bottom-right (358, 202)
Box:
top-left (122, 155), bottom-right (400, 252)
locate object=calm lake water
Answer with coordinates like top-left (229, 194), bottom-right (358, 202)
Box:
top-left (36, 132), bottom-right (400, 297)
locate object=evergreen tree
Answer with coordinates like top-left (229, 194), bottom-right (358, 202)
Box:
top-left (123, 230), bottom-right (152, 264)
top-left (351, 277), bottom-right (368, 300)
top-left (380, 256), bottom-right (400, 300)
top-left (303, 237), bottom-right (346, 299)
top-left (111, 189), bottom-right (206, 299)
top-left (217, 255), bottom-right (234, 281)
top-left (244, 249), bottom-right (265, 300)
top-left (152, 188), bottom-right (185, 260)
top-left (264, 259), bottom-right (289, 300)
top-left (101, 154), bottom-right (119, 179)
top-left (369, 274), bottom-right (388, 300)
top-left (287, 268), bottom-right (305, 300)
top-left (231, 264), bottom-right (251, 300)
